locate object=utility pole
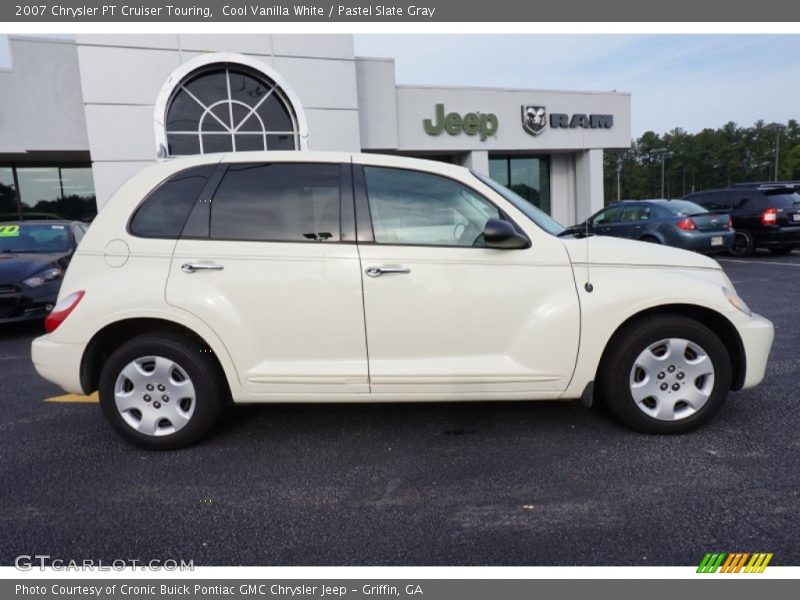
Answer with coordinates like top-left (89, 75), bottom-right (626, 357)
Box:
top-left (650, 148), bottom-right (669, 198)
top-left (616, 160), bottom-right (622, 201)
top-left (770, 123), bottom-right (786, 182)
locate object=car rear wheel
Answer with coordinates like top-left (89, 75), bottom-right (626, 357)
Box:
top-left (98, 333), bottom-right (224, 449)
top-left (730, 229), bottom-right (755, 257)
top-left (598, 315), bottom-right (732, 434)
top-left (640, 235), bottom-right (661, 244)
top-left (768, 245), bottom-right (796, 256)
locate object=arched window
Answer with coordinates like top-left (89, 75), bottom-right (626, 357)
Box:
top-left (163, 63), bottom-right (300, 156)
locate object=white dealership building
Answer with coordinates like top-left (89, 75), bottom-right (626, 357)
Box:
top-left (0, 34), bottom-right (631, 224)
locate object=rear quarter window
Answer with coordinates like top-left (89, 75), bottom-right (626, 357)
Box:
top-left (129, 165), bottom-right (216, 238)
top-left (763, 191), bottom-right (800, 208)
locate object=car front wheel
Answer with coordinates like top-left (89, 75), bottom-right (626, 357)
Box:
top-left (599, 316), bottom-right (732, 433)
top-left (98, 333), bottom-right (225, 449)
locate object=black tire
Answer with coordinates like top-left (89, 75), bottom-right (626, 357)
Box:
top-left (98, 333), bottom-right (225, 450)
top-left (640, 235), bottom-right (661, 244)
top-left (768, 245), bottom-right (796, 256)
top-left (730, 229), bottom-right (755, 257)
top-left (597, 315), bottom-right (732, 434)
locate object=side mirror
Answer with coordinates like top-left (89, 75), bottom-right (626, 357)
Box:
top-left (483, 218), bottom-right (529, 249)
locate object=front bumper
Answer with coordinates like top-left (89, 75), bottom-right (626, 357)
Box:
top-left (734, 312), bottom-right (775, 390)
top-left (31, 335), bottom-right (85, 394)
top-left (0, 280), bottom-right (60, 323)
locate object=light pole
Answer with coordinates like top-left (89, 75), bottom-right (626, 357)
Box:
top-left (650, 148), bottom-right (669, 198)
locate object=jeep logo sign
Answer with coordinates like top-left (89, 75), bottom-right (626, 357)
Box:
top-left (522, 105), bottom-right (614, 135)
top-left (423, 104), bottom-right (499, 141)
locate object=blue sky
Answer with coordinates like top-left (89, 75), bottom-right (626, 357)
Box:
top-left (2, 34), bottom-right (798, 136)
top-left (354, 35), bottom-right (800, 136)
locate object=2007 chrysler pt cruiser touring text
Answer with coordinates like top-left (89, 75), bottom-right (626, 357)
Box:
top-left (31, 152), bottom-right (774, 449)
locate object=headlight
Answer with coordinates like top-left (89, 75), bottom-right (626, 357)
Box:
top-left (723, 287), bottom-right (752, 317)
top-left (22, 267), bottom-right (64, 288)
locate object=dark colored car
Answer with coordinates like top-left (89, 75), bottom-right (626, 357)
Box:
top-left (565, 199), bottom-right (734, 253)
top-left (684, 183), bottom-right (800, 256)
top-left (0, 221), bottom-right (87, 324)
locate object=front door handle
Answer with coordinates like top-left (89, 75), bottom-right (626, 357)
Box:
top-left (181, 262), bottom-right (224, 274)
top-left (365, 266), bottom-right (411, 277)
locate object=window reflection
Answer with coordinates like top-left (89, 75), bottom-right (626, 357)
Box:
top-left (489, 155), bottom-right (551, 215)
top-left (0, 165), bottom-right (97, 222)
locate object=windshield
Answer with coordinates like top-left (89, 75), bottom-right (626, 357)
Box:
top-left (472, 171), bottom-right (565, 236)
top-left (661, 200), bottom-right (707, 216)
top-left (0, 223), bottom-right (72, 253)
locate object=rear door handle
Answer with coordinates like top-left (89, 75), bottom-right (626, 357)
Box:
top-left (365, 266), bottom-right (411, 277)
top-left (181, 262), bottom-right (224, 274)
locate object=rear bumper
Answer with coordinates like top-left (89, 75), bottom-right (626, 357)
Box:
top-left (31, 335), bottom-right (85, 394)
top-left (675, 230), bottom-right (735, 253)
top-left (734, 313), bottom-right (775, 390)
top-left (754, 226), bottom-right (800, 246)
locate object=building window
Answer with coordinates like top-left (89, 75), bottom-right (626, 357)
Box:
top-left (0, 165), bottom-right (97, 222)
top-left (489, 155), bottom-right (551, 215)
top-left (164, 64), bottom-right (300, 156)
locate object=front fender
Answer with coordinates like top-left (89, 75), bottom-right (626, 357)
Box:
top-left (563, 265), bottom-right (739, 398)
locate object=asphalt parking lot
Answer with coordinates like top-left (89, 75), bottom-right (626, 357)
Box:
top-left (1, 250), bottom-right (799, 567)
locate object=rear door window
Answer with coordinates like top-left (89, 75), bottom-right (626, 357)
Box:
top-left (620, 205), bottom-right (651, 222)
top-left (696, 192), bottom-right (732, 210)
top-left (209, 163), bottom-right (341, 242)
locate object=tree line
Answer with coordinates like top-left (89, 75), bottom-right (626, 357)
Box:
top-left (603, 119), bottom-right (800, 202)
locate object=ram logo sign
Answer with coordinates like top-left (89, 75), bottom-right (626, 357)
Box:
top-left (522, 105), bottom-right (547, 135)
top-left (521, 105), bottom-right (614, 135)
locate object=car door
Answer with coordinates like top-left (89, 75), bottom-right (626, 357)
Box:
top-left (354, 160), bottom-right (580, 397)
top-left (166, 160), bottom-right (369, 396)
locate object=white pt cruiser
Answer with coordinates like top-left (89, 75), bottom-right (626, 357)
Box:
top-left (32, 152), bottom-right (774, 449)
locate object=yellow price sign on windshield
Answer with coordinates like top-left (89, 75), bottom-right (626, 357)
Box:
top-left (0, 225), bottom-right (20, 237)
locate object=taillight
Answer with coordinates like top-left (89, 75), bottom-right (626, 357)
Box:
top-left (44, 291), bottom-right (85, 334)
top-left (761, 207), bottom-right (778, 226)
top-left (676, 217), bottom-right (696, 231)
top-left (727, 214), bottom-right (733, 228)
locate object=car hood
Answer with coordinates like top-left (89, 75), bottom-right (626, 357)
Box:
top-left (0, 252), bottom-right (70, 283)
top-left (562, 235), bottom-right (721, 270)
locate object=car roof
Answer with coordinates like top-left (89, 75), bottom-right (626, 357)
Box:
top-left (609, 199), bottom-right (683, 205)
top-left (0, 220), bottom-right (79, 226)
top-left (159, 150), bottom-right (474, 180)
top-left (693, 183), bottom-right (800, 193)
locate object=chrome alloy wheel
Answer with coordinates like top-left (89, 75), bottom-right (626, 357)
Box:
top-left (628, 338), bottom-right (715, 421)
top-left (113, 356), bottom-right (196, 436)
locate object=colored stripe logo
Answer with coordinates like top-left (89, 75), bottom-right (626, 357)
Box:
top-left (697, 552), bottom-right (773, 573)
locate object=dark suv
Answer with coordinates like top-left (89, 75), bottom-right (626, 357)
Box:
top-left (685, 183), bottom-right (800, 256)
